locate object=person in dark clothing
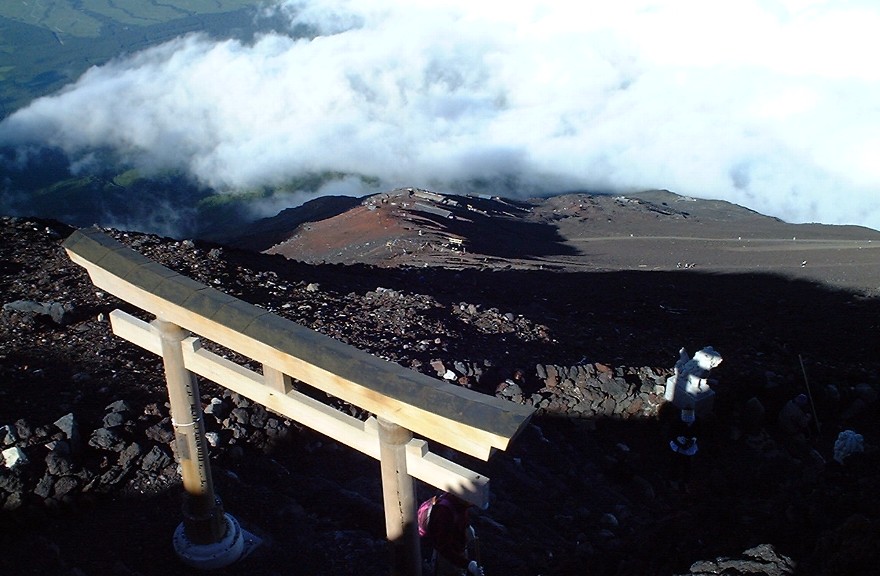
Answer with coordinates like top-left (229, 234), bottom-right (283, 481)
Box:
top-left (668, 407), bottom-right (700, 492)
top-left (779, 394), bottom-right (812, 437)
top-left (418, 492), bottom-right (483, 576)
top-left (778, 393), bottom-right (814, 460)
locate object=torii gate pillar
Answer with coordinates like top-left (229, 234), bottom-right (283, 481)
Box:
top-left (154, 318), bottom-right (246, 569)
top-left (377, 417), bottom-right (422, 576)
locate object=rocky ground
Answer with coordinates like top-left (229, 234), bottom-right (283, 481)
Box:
top-left (2, 189), bottom-right (880, 575)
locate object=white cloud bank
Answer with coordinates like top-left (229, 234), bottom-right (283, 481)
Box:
top-left (2, 0), bottom-right (879, 230)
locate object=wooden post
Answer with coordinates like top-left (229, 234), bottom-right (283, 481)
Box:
top-left (263, 365), bottom-right (293, 394)
top-left (154, 318), bottom-right (225, 542)
top-left (377, 417), bottom-right (422, 576)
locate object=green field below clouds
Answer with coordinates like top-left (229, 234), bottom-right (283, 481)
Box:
top-left (0, 0), bottom-right (264, 115)
top-left (0, 0), bottom-right (258, 36)
top-left (0, 0), bottom-right (320, 237)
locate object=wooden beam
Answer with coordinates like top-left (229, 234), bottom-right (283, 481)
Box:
top-left (263, 366), bottom-right (293, 394)
top-left (110, 310), bottom-right (489, 506)
top-left (65, 228), bottom-right (533, 461)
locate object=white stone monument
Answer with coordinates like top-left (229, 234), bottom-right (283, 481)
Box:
top-left (664, 346), bottom-right (722, 416)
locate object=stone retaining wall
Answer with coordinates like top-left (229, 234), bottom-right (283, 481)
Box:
top-left (427, 360), bottom-right (672, 420)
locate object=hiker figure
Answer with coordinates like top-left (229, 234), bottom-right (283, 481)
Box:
top-left (664, 346), bottom-right (722, 415)
top-left (418, 492), bottom-right (483, 576)
top-left (778, 393), bottom-right (814, 460)
top-left (779, 394), bottom-right (812, 436)
top-left (668, 407), bottom-right (700, 492)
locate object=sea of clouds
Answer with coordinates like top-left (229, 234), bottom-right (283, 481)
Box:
top-left (1, 0), bottom-right (879, 230)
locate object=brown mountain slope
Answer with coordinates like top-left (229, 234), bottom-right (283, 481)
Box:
top-left (245, 188), bottom-right (880, 296)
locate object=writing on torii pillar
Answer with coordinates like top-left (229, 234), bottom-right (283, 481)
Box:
top-left (664, 346), bottom-right (722, 416)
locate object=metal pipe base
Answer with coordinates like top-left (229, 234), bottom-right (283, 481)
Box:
top-left (173, 513), bottom-right (250, 570)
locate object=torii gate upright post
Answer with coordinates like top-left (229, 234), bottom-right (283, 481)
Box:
top-left (377, 417), bottom-right (422, 576)
top-left (154, 318), bottom-right (246, 569)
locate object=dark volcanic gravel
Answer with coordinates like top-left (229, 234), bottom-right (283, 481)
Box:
top-left (2, 203), bottom-right (880, 576)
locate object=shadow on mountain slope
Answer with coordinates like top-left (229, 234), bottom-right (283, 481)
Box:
top-left (221, 246), bottom-right (880, 382)
top-left (408, 207), bottom-right (581, 261)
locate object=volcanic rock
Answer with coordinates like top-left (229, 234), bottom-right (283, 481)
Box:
top-left (1, 190), bottom-right (880, 576)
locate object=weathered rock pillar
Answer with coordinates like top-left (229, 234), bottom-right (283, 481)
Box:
top-left (154, 318), bottom-right (245, 569)
top-left (377, 417), bottom-right (422, 576)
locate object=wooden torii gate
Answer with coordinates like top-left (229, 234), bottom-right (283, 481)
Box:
top-left (63, 228), bottom-right (534, 575)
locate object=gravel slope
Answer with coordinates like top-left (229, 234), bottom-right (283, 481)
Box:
top-left (2, 190), bottom-right (880, 576)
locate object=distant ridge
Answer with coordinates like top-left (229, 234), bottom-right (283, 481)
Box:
top-left (220, 187), bottom-right (880, 296)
